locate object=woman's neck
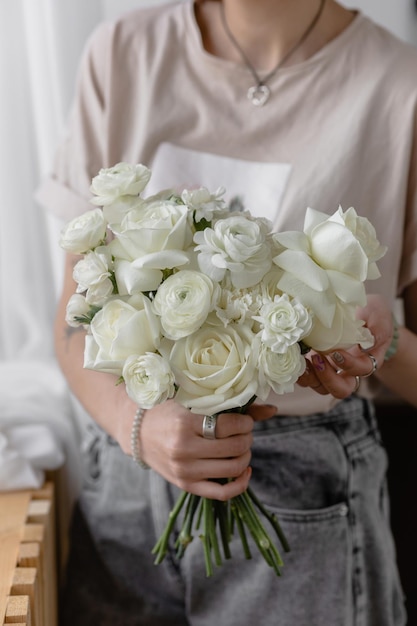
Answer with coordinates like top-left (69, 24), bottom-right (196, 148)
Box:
top-left (195, 0), bottom-right (355, 71)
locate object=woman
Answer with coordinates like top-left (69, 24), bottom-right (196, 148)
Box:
top-left (37, 1), bottom-right (416, 624)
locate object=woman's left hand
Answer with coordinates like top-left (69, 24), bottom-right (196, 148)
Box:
top-left (298, 294), bottom-right (394, 398)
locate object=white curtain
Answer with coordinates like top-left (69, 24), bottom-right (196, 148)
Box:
top-left (0, 0), bottom-right (110, 511)
top-left (0, 0), bottom-right (171, 505)
top-left (0, 0), bottom-right (100, 361)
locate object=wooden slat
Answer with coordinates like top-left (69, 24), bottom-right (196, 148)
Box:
top-left (0, 482), bottom-right (58, 626)
top-left (11, 569), bottom-right (39, 626)
top-left (0, 493), bottom-right (31, 625)
top-left (4, 595), bottom-right (30, 624)
top-left (27, 495), bottom-right (57, 626)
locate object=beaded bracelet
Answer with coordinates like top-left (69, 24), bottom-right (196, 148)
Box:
top-left (384, 315), bottom-right (400, 362)
top-left (131, 406), bottom-right (150, 469)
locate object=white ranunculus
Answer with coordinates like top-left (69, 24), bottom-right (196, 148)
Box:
top-left (215, 283), bottom-right (263, 327)
top-left (109, 199), bottom-right (195, 294)
top-left (65, 294), bottom-right (91, 327)
top-left (152, 270), bottom-right (218, 339)
top-left (254, 293), bottom-right (313, 353)
top-left (123, 352), bottom-right (176, 408)
top-left (258, 343), bottom-right (306, 396)
top-left (72, 247), bottom-right (114, 305)
top-left (59, 208), bottom-right (107, 254)
top-left (84, 295), bottom-right (161, 375)
top-left (181, 186), bottom-right (225, 223)
top-left (163, 324), bottom-right (259, 415)
top-left (194, 215), bottom-right (272, 289)
top-left (90, 162), bottom-right (151, 206)
top-left (303, 301), bottom-right (374, 352)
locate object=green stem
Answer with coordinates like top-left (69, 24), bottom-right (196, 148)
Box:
top-left (235, 492), bottom-right (283, 574)
top-left (216, 499), bottom-right (232, 560)
top-left (206, 498), bottom-right (222, 568)
top-left (230, 499), bottom-right (252, 560)
top-left (175, 493), bottom-right (201, 559)
top-left (200, 499), bottom-right (214, 577)
top-left (247, 486), bottom-right (290, 553)
top-left (152, 490), bottom-right (188, 564)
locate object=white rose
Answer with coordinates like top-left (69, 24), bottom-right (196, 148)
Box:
top-left (325, 206), bottom-right (387, 279)
top-left (163, 324), bottom-right (259, 415)
top-left (303, 301), bottom-right (374, 352)
top-left (122, 352), bottom-right (176, 408)
top-left (152, 270), bottom-right (218, 339)
top-left (258, 343), bottom-right (306, 396)
top-left (103, 196), bottom-right (145, 228)
top-left (302, 207), bottom-right (371, 282)
top-left (181, 186), bottom-right (225, 223)
top-left (109, 199), bottom-right (195, 294)
top-left (254, 293), bottom-right (313, 353)
top-left (59, 208), bottom-right (107, 254)
top-left (90, 162), bottom-right (151, 206)
top-left (84, 295), bottom-right (161, 375)
top-left (194, 215), bottom-right (272, 289)
top-left (73, 247), bottom-right (114, 305)
top-left (272, 206), bottom-right (387, 351)
top-left (65, 294), bottom-right (92, 327)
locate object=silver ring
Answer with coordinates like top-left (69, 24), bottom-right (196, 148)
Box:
top-left (362, 353), bottom-right (378, 378)
top-left (353, 375), bottom-right (361, 394)
top-left (202, 415), bottom-right (217, 439)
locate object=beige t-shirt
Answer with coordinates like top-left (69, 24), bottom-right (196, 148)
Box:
top-left (37, 1), bottom-right (417, 415)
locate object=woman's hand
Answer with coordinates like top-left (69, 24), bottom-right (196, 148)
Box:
top-left (136, 400), bottom-right (276, 500)
top-left (298, 294), bottom-right (394, 398)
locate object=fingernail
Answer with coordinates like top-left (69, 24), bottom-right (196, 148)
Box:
top-left (332, 351), bottom-right (344, 365)
top-left (312, 354), bottom-right (326, 371)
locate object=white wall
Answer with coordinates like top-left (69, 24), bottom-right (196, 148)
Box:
top-left (342, 0), bottom-right (417, 45)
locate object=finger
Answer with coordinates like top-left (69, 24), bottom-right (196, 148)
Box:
top-left (199, 412), bottom-right (254, 439)
top-left (297, 358), bottom-right (322, 388)
top-left (176, 450), bottom-right (252, 484)
top-left (297, 358), bottom-right (329, 395)
top-left (247, 404), bottom-right (277, 422)
top-left (197, 431), bottom-right (253, 460)
top-left (311, 354), bottom-right (359, 399)
top-left (328, 349), bottom-right (379, 377)
top-left (183, 466), bottom-right (253, 501)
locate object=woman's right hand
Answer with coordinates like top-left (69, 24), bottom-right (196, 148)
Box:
top-left (131, 400), bottom-right (275, 500)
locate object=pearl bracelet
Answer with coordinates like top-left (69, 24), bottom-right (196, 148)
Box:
top-left (384, 315), bottom-right (400, 362)
top-left (131, 406), bottom-right (150, 469)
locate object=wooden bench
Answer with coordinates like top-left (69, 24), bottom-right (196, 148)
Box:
top-left (0, 482), bottom-right (57, 626)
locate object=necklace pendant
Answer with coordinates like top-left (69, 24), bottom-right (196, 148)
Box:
top-left (247, 84), bottom-right (270, 106)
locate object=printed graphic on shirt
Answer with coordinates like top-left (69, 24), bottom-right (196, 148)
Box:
top-left (147, 143), bottom-right (292, 223)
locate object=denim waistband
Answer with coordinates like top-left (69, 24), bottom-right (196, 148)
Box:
top-left (253, 395), bottom-right (376, 438)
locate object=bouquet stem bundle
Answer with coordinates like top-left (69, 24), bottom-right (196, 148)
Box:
top-left (152, 484), bottom-right (290, 577)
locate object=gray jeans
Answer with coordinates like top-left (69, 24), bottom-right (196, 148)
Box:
top-left (63, 396), bottom-right (406, 626)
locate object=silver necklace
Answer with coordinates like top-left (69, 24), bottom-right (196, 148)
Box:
top-left (220, 0), bottom-right (326, 106)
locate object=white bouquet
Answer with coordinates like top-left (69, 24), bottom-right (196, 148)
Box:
top-left (60, 162), bottom-right (386, 576)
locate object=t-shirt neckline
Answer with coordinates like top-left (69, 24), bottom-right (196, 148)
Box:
top-left (184, 1), bottom-right (365, 80)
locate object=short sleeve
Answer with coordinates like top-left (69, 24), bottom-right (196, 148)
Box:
top-left (35, 20), bottom-right (115, 220)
